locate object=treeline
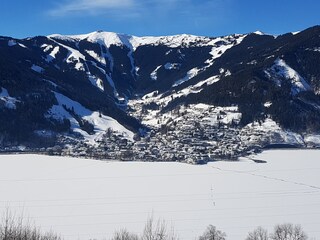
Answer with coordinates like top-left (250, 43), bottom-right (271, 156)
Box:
top-left (107, 222), bottom-right (308, 240)
top-left (0, 209), bottom-right (61, 240)
top-left (0, 210), bottom-right (310, 240)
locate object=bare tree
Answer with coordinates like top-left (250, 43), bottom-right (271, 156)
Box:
top-left (270, 223), bottom-right (307, 240)
top-left (291, 225), bottom-right (308, 240)
top-left (198, 225), bottom-right (226, 240)
top-left (246, 226), bottom-right (268, 240)
top-left (0, 208), bottom-right (62, 240)
top-left (141, 216), bottom-right (178, 240)
top-left (111, 228), bottom-right (139, 240)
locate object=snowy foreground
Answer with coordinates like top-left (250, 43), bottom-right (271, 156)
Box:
top-left (0, 150), bottom-right (319, 240)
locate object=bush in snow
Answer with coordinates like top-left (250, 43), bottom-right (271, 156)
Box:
top-left (111, 229), bottom-right (139, 240)
top-left (0, 209), bottom-right (62, 240)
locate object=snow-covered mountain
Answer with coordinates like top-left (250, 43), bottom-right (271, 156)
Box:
top-left (1, 26), bottom-right (320, 161)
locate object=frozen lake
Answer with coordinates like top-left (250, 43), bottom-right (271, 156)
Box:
top-left (0, 150), bottom-right (319, 240)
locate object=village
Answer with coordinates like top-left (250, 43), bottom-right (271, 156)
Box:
top-left (62, 103), bottom-right (279, 163)
top-left (1, 98), bottom-right (306, 164)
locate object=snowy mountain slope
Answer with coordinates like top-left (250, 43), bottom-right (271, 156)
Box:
top-left (47, 91), bottom-right (134, 144)
top-left (1, 26), bottom-right (320, 159)
top-left (48, 31), bottom-right (246, 96)
top-left (265, 58), bottom-right (311, 95)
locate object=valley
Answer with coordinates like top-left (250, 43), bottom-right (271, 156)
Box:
top-left (1, 26), bottom-right (320, 160)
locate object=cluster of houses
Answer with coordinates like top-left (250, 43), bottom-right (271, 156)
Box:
top-left (62, 103), bottom-right (268, 163)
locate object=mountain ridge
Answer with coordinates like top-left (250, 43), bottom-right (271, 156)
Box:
top-left (1, 26), bottom-right (320, 162)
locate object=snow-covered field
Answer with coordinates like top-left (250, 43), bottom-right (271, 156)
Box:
top-left (0, 150), bottom-right (319, 240)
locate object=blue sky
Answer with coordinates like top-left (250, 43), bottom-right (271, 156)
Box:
top-left (1, 0), bottom-right (320, 38)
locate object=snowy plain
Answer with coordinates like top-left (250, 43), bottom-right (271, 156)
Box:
top-left (0, 150), bottom-right (319, 240)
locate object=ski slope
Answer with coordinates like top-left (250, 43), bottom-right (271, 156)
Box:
top-left (0, 150), bottom-right (319, 240)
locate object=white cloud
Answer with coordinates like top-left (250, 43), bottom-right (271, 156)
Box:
top-left (49, 0), bottom-right (135, 16)
top-left (47, 0), bottom-right (229, 23)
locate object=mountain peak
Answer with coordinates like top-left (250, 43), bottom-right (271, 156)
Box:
top-left (252, 30), bottom-right (265, 35)
top-left (47, 30), bottom-right (247, 51)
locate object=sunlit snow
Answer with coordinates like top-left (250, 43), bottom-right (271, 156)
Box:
top-left (0, 150), bottom-right (319, 240)
top-left (266, 58), bottom-right (311, 95)
top-left (46, 92), bottom-right (134, 143)
top-left (173, 68), bottom-right (201, 87)
top-left (150, 66), bottom-right (162, 81)
top-left (88, 75), bottom-right (104, 91)
top-left (45, 46), bottom-right (60, 62)
top-left (241, 118), bottom-right (304, 145)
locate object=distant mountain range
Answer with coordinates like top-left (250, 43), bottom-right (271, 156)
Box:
top-left (1, 26), bottom-right (320, 162)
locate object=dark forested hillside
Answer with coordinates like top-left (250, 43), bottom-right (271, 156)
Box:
top-left (1, 26), bottom-right (320, 160)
